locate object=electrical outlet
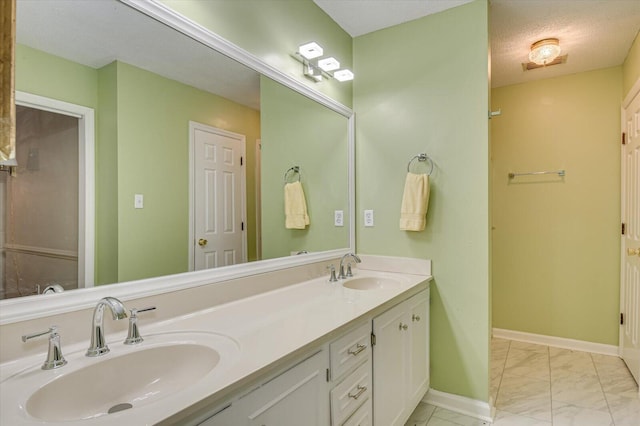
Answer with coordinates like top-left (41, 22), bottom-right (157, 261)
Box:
top-left (334, 210), bottom-right (344, 227)
top-left (364, 210), bottom-right (374, 227)
top-left (134, 194), bottom-right (144, 209)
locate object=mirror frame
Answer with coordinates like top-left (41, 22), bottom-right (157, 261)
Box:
top-left (0, 0), bottom-right (355, 325)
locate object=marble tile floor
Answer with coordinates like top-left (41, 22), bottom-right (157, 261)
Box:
top-left (404, 338), bottom-right (640, 426)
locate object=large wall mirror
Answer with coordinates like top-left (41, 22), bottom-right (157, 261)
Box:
top-left (1, 0), bottom-right (353, 319)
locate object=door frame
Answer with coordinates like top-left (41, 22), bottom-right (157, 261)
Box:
top-left (14, 91), bottom-right (95, 288)
top-left (188, 121), bottom-right (247, 270)
top-left (619, 77), bottom-right (640, 366)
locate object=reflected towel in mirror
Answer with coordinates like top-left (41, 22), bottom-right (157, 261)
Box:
top-left (399, 173), bottom-right (430, 231)
top-left (285, 181), bottom-right (310, 229)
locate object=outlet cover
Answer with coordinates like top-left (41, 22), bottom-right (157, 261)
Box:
top-left (364, 210), bottom-right (374, 227)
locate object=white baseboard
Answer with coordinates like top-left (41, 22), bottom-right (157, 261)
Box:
top-left (423, 388), bottom-right (494, 423)
top-left (492, 328), bottom-right (619, 356)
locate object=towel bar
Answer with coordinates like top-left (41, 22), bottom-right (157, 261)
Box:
top-left (508, 170), bottom-right (565, 179)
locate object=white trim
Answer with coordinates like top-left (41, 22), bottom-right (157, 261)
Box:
top-left (188, 121), bottom-right (247, 269)
top-left (120, 0), bottom-right (352, 119)
top-left (0, 248), bottom-right (348, 325)
top-left (423, 388), bottom-right (494, 423)
top-left (14, 91), bottom-right (95, 289)
top-left (623, 76), bottom-right (640, 108)
top-left (492, 328), bottom-right (619, 356)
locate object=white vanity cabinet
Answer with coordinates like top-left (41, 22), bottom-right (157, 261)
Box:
top-left (233, 350), bottom-right (330, 426)
top-left (372, 289), bottom-right (429, 426)
top-left (329, 322), bottom-right (372, 426)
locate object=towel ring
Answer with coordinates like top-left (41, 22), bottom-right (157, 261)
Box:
top-left (284, 166), bottom-right (301, 184)
top-left (407, 154), bottom-right (433, 175)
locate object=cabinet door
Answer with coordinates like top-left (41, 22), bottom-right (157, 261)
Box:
top-left (198, 403), bottom-right (234, 426)
top-left (407, 290), bottom-right (429, 404)
top-left (235, 350), bottom-right (329, 426)
top-left (372, 301), bottom-right (408, 426)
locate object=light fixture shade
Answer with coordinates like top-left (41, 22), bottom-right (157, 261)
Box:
top-left (318, 57), bottom-right (340, 72)
top-left (528, 38), bottom-right (561, 65)
top-left (298, 42), bottom-right (323, 60)
top-left (333, 69), bottom-right (354, 82)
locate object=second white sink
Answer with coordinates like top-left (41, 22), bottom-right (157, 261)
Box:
top-left (342, 276), bottom-right (403, 291)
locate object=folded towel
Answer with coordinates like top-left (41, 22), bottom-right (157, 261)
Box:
top-left (399, 172), bottom-right (430, 231)
top-left (284, 181), bottom-right (310, 229)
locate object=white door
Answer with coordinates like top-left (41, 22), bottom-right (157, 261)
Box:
top-left (191, 122), bottom-right (246, 270)
top-left (621, 87), bottom-right (640, 384)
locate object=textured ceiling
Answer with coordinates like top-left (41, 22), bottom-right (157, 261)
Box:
top-left (314, 0), bottom-right (640, 88)
top-left (491, 0), bottom-right (640, 88)
top-left (313, 0), bottom-right (474, 37)
top-left (16, 0), bottom-right (260, 109)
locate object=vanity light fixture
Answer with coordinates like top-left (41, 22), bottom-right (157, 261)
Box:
top-left (318, 57), bottom-right (340, 72)
top-left (298, 42), bottom-right (324, 60)
top-left (295, 42), bottom-right (354, 83)
top-left (333, 69), bottom-right (354, 82)
top-left (528, 38), bottom-right (561, 66)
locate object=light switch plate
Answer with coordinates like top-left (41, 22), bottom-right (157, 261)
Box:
top-left (334, 210), bottom-right (344, 227)
top-left (134, 194), bottom-right (144, 209)
top-left (364, 210), bottom-right (374, 227)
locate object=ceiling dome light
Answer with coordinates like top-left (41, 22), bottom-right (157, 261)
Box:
top-left (529, 38), bottom-right (561, 66)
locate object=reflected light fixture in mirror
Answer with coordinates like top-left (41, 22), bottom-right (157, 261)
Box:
top-left (295, 42), bottom-right (354, 83)
top-left (529, 38), bottom-right (561, 66)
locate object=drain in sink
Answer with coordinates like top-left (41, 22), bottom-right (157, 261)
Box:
top-left (108, 403), bottom-right (133, 414)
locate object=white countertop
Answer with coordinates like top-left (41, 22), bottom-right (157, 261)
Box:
top-left (1, 265), bottom-right (431, 425)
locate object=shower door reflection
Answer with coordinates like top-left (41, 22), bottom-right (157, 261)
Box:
top-left (0, 106), bottom-right (79, 299)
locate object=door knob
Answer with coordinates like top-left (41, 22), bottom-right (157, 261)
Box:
top-left (628, 247), bottom-right (640, 257)
top-left (198, 238), bottom-right (208, 247)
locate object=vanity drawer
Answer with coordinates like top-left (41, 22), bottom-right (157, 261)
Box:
top-left (331, 360), bottom-right (371, 426)
top-left (330, 322), bottom-right (371, 380)
top-left (342, 397), bottom-right (372, 426)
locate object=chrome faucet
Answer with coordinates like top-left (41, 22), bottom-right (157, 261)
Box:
top-left (22, 326), bottom-right (67, 370)
top-left (338, 253), bottom-right (361, 279)
top-left (86, 297), bottom-right (127, 357)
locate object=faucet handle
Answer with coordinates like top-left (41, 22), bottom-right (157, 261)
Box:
top-left (327, 264), bottom-right (338, 282)
top-left (346, 262), bottom-right (354, 278)
top-left (124, 306), bottom-right (156, 345)
top-left (22, 326), bottom-right (67, 370)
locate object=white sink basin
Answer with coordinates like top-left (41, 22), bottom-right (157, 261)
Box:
top-left (27, 343), bottom-right (217, 421)
top-left (342, 276), bottom-right (402, 290)
top-left (2, 332), bottom-right (239, 424)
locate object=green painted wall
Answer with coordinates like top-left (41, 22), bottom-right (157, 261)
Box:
top-left (15, 44), bottom-right (98, 109)
top-left (15, 46), bottom-right (261, 284)
top-left (96, 62), bottom-right (119, 284)
top-left (491, 67), bottom-right (622, 345)
top-left (160, 0), bottom-right (353, 108)
top-left (113, 62), bottom-right (261, 282)
top-left (354, 0), bottom-right (490, 401)
top-left (260, 76), bottom-right (349, 259)
top-left (623, 31), bottom-right (640, 97)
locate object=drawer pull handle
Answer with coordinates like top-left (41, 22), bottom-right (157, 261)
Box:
top-left (348, 343), bottom-right (366, 356)
top-left (412, 314), bottom-right (421, 322)
top-left (348, 385), bottom-right (367, 400)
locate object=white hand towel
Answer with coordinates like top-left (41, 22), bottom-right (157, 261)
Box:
top-left (399, 172), bottom-right (430, 231)
top-left (284, 181), bottom-right (310, 229)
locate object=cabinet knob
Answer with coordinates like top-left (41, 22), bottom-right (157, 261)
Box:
top-left (412, 314), bottom-right (421, 322)
top-left (399, 323), bottom-right (408, 331)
